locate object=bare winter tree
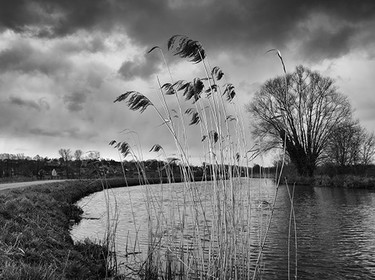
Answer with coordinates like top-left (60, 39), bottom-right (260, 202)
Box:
top-left (74, 149), bottom-right (83, 178)
top-left (325, 120), bottom-right (363, 166)
top-left (360, 131), bottom-right (375, 165)
top-left (58, 149), bottom-right (72, 178)
top-left (74, 149), bottom-right (83, 161)
top-left (58, 149), bottom-right (72, 162)
top-left (247, 65), bottom-right (352, 176)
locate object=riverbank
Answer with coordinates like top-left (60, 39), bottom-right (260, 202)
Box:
top-left (0, 175), bottom-right (202, 279)
top-left (282, 174), bottom-right (375, 189)
top-left (313, 175), bottom-right (375, 189)
top-left (1, 176), bottom-right (176, 279)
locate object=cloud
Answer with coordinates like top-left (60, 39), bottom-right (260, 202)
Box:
top-left (238, 81), bottom-right (261, 96)
top-left (28, 127), bottom-right (98, 140)
top-left (118, 51), bottom-right (162, 80)
top-left (9, 96), bottom-right (50, 111)
top-left (29, 127), bottom-right (60, 137)
top-left (1, 0), bottom-right (375, 60)
top-left (0, 1), bottom-right (110, 37)
top-left (63, 91), bottom-right (88, 112)
top-left (0, 40), bottom-right (70, 75)
top-left (53, 32), bottom-right (108, 54)
top-left (299, 25), bottom-right (355, 61)
top-left (0, 31), bottom-right (110, 79)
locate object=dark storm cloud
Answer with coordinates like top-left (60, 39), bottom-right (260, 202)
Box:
top-left (300, 26), bottom-right (355, 61)
top-left (0, 40), bottom-right (69, 75)
top-left (1, 0), bottom-right (375, 61)
top-left (9, 96), bottom-right (50, 111)
top-left (118, 52), bottom-right (162, 80)
top-left (0, 0), bottom-right (112, 37)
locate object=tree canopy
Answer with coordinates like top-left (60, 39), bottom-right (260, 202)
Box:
top-left (247, 65), bottom-right (352, 176)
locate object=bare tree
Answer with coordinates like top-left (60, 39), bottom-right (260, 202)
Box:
top-left (58, 149), bottom-right (72, 162)
top-left (360, 131), bottom-right (375, 165)
top-left (33, 155), bottom-right (42, 161)
top-left (325, 120), bottom-right (363, 167)
top-left (247, 65), bottom-right (352, 176)
top-left (58, 149), bottom-right (72, 178)
top-left (16, 153), bottom-right (25, 160)
top-left (74, 149), bottom-right (83, 161)
top-left (74, 149), bottom-right (83, 178)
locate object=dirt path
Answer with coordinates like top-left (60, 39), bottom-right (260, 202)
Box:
top-left (0, 180), bottom-right (71, 192)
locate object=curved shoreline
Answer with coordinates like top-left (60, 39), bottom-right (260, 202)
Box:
top-left (0, 177), bottom-right (189, 279)
top-left (0, 178), bottom-right (129, 279)
top-left (3, 175), bottom-right (373, 279)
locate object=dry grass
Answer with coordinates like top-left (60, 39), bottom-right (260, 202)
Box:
top-left (0, 179), bottom-right (128, 279)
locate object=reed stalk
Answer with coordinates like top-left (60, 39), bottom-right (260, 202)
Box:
top-left (107, 35), bottom-right (293, 279)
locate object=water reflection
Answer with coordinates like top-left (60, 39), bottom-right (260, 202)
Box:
top-left (71, 179), bottom-right (375, 279)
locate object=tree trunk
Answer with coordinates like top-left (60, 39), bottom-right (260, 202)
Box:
top-left (283, 132), bottom-right (316, 177)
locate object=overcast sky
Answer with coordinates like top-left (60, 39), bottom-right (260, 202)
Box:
top-left (0, 0), bottom-right (375, 165)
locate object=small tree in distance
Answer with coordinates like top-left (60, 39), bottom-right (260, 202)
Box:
top-left (247, 65), bottom-right (352, 177)
top-left (74, 149), bottom-right (83, 161)
top-left (74, 149), bottom-right (83, 178)
top-left (58, 149), bottom-right (72, 178)
top-left (360, 131), bottom-right (375, 165)
top-left (324, 121), bottom-right (375, 170)
top-left (325, 120), bottom-right (363, 167)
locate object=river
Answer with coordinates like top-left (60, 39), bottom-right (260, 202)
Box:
top-left (71, 178), bottom-right (375, 279)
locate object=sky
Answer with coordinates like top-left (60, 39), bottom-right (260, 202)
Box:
top-left (0, 0), bottom-right (375, 165)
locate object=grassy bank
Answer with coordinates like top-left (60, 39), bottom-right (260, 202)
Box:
top-left (312, 175), bottom-right (375, 189)
top-left (281, 174), bottom-right (375, 189)
top-left (0, 177), bottom-right (158, 279)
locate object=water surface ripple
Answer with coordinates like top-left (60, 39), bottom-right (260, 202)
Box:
top-left (71, 179), bottom-right (375, 279)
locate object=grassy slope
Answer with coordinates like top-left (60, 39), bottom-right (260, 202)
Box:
top-left (0, 178), bottom-right (143, 279)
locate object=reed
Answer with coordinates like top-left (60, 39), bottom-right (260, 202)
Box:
top-left (109, 35), bottom-right (295, 279)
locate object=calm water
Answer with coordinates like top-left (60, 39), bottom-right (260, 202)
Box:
top-left (71, 179), bottom-right (375, 279)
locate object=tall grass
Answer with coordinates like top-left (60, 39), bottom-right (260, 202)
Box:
top-left (108, 35), bottom-right (296, 279)
top-left (0, 179), bottom-right (130, 280)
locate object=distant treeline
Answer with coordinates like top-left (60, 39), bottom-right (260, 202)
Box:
top-left (3, 152), bottom-right (374, 184)
top-left (0, 153), bottom-right (272, 182)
